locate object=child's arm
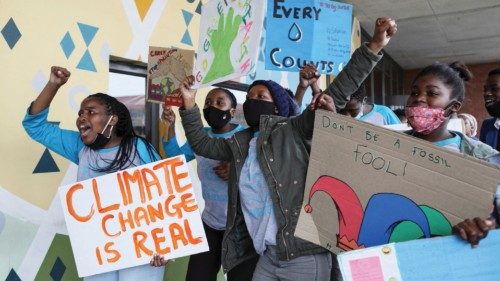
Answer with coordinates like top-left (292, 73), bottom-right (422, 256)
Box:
top-left (324, 17), bottom-right (397, 110)
top-left (294, 64), bottom-right (321, 108)
top-left (22, 66), bottom-right (82, 164)
top-left (178, 76), bottom-right (232, 161)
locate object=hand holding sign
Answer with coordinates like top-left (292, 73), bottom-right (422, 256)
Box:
top-left (179, 76), bottom-right (197, 110)
top-left (452, 217), bottom-right (496, 247)
top-left (214, 161), bottom-right (230, 181)
top-left (310, 92), bottom-right (336, 112)
top-left (368, 17), bottom-right (398, 55)
top-left (49, 66), bottom-right (71, 87)
top-left (203, 7), bottom-right (243, 84)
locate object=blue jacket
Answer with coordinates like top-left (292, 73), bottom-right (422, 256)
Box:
top-left (480, 118), bottom-right (498, 148)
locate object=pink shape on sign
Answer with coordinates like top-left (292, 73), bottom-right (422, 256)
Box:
top-left (349, 256), bottom-right (384, 281)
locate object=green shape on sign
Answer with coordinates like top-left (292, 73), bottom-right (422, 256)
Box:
top-left (389, 221), bottom-right (425, 243)
top-left (202, 7), bottom-right (242, 84)
top-left (420, 205), bottom-right (452, 236)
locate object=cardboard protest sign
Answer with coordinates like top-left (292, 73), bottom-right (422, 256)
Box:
top-left (59, 155), bottom-right (208, 277)
top-left (147, 47), bottom-right (194, 104)
top-left (337, 230), bottom-right (500, 281)
top-left (265, 0), bottom-right (352, 75)
top-left (192, 0), bottom-right (265, 88)
top-left (295, 110), bottom-right (500, 253)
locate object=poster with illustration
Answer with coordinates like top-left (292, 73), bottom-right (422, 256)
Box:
top-left (337, 230), bottom-right (500, 281)
top-left (58, 156), bottom-right (208, 277)
top-left (265, 0), bottom-right (352, 75)
top-left (192, 0), bottom-right (265, 88)
top-left (147, 47), bottom-right (194, 104)
top-left (295, 110), bottom-right (500, 253)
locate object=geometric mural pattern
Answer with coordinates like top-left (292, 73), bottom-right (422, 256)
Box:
top-left (181, 9), bottom-right (193, 46)
top-left (33, 149), bottom-right (60, 174)
top-left (5, 269), bottom-right (22, 281)
top-left (60, 22), bottom-right (99, 72)
top-left (1, 18), bottom-right (22, 49)
top-left (33, 122), bottom-right (61, 174)
top-left (34, 234), bottom-right (81, 281)
top-left (76, 23), bottom-right (98, 72)
top-left (60, 32), bottom-right (75, 59)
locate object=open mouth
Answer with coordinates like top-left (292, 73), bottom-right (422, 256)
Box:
top-left (78, 124), bottom-right (92, 137)
top-left (485, 99), bottom-right (496, 107)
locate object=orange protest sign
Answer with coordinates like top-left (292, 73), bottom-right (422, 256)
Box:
top-left (59, 155), bottom-right (208, 277)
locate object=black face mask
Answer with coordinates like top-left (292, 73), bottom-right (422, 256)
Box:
top-left (203, 106), bottom-right (232, 129)
top-left (486, 101), bottom-right (500, 118)
top-left (243, 99), bottom-right (275, 129)
top-left (88, 116), bottom-right (114, 149)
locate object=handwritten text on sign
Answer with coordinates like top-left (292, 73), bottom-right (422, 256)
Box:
top-left (265, 0), bottom-right (352, 75)
top-left (295, 111), bottom-right (499, 254)
top-left (59, 156), bottom-right (208, 277)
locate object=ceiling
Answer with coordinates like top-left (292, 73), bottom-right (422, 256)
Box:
top-left (349, 0), bottom-right (500, 69)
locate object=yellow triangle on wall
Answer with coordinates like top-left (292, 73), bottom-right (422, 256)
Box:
top-left (134, 0), bottom-right (154, 22)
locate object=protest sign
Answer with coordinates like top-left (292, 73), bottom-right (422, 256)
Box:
top-left (337, 230), bottom-right (500, 281)
top-left (192, 0), bottom-right (265, 88)
top-left (265, 0), bottom-right (352, 75)
top-left (59, 155), bottom-right (208, 277)
top-left (295, 110), bottom-right (500, 253)
top-left (147, 46), bottom-right (194, 104)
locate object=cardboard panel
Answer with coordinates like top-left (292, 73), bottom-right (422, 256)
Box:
top-left (295, 110), bottom-right (500, 253)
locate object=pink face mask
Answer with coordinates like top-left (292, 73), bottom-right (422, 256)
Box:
top-left (405, 106), bottom-right (446, 135)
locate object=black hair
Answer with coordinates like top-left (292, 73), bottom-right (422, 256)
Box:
top-left (208, 87), bottom-right (237, 108)
top-left (350, 83), bottom-right (366, 102)
top-left (412, 61), bottom-right (472, 102)
top-left (393, 108), bottom-right (405, 118)
top-left (489, 68), bottom-right (500, 77)
top-left (86, 93), bottom-right (159, 173)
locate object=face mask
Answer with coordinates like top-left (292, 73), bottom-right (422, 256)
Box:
top-left (405, 105), bottom-right (449, 135)
top-left (243, 99), bottom-right (275, 129)
top-left (88, 116), bottom-right (114, 149)
top-left (203, 106), bottom-right (232, 129)
top-left (486, 101), bottom-right (500, 118)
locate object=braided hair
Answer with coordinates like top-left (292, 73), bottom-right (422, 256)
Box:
top-left (86, 93), bottom-right (159, 173)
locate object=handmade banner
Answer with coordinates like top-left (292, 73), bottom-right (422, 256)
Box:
top-left (295, 110), bottom-right (500, 253)
top-left (58, 155), bottom-right (208, 277)
top-left (147, 46), bottom-right (194, 104)
top-left (192, 0), bottom-right (265, 88)
top-left (265, 0), bottom-right (352, 75)
top-left (337, 230), bottom-right (500, 281)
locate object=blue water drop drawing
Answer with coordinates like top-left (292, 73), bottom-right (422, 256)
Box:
top-left (288, 22), bottom-right (302, 42)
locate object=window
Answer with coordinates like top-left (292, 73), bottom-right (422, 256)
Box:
top-left (108, 57), bottom-right (160, 148)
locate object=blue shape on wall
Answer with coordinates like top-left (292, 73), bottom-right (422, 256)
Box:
top-left (181, 30), bottom-right (192, 46)
top-left (195, 1), bottom-right (202, 14)
top-left (1, 18), bottom-right (22, 49)
top-left (77, 50), bottom-right (97, 72)
top-left (182, 10), bottom-right (193, 25)
top-left (50, 257), bottom-right (66, 281)
top-left (60, 32), bottom-right (75, 59)
top-left (6, 269), bottom-right (22, 281)
top-left (33, 149), bottom-right (60, 173)
top-left (77, 22), bottom-right (98, 47)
